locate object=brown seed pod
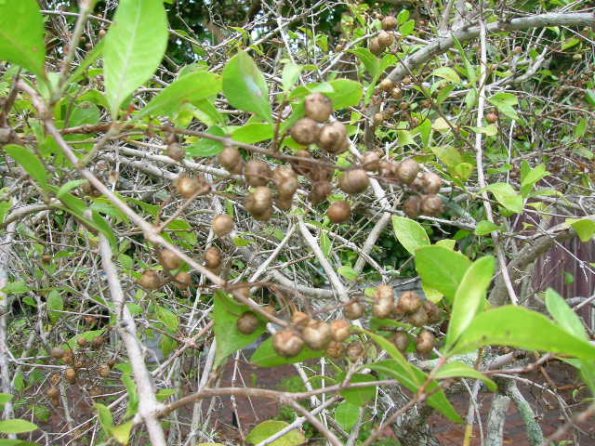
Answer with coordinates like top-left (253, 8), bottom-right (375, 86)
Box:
top-left (399, 102), bottom-right (409, 111)
top-left (376, 285), bottom-right (395, 301)
top-left (277, 195), bottom-right (293, 211)
top-left (339, 169), bottom-right (370, 195)
top-left (92, 337), bottom-right (105, 349)
top-left (408, 307), bottom-right (429, 327)
top-left (273, 166), bottom-right (299, 198)
top-left (237, 312), bottom-right (260, 335)
top-left (361, 151), bottom-right (380, 172)
top-left (291, 150), bottom-right (313, 176)
top-left (377, 30), bottom-right (394, 48)
top-left (219, 146), bottom-right (243, 174)
top-left (393, 331), bottom-right (409, 352)
top-left (292, 311), bottom-right (311, 330)
top-left (62, 350), bottom-right (74, 366)
top-left (421, 172), bottom-right (442, 195)
top-left (416, 330), bottom-right (435, 354)
top-left (174, 271), bottom-right (192, 289)
top-left (272, 329), bottom-right (304, 357)
top-left (252, 206), bottom-right (273, 222)
top-left (402, 76), bottom-right (413, 86)
top-left (344, 300), bottom-right (365, 320)
top-left (326, 341), bottom-right (345, 359)
top-left (175, 175), bottom-right (205, 198)
top-left (424, 301), bottom-right (442, 324)
top-left (159, 249), bottom-right (182, 271)
top-left (302, 320), bottom-right (332, 350)
top-left (330, 319), bottom-right (351, 342)
top-left (396, 291), bottom-right (422, 314)
top-left (50, 374), bottom-right (62, 385)
top-left (391, 87), bottom-right (403, 99)
top-left (395, 159), bottom-right (420, 185)
top-left (327, 201), bottom-right (351, 224)
top-left (137, 270), bottom-right (162, 290)
top-left (309, 181), bottom-right (332, 205)
top-left (318, 121), bottom-right (347, 154)
top-left (212, 214), bottom-right (234, 237)
top-left (373, 112), bottom-right (384, 126)
top-left (382, 15), bottom-right (398, 30)
top-left (204, 247), bottom-right (222, 270)
top-left (291, 118), bottom-right (320, 145)
top-left (373, 285), bottom-right (395, 318)
top-left (98, 364), bottom-right (111, 378)
top-left (166, 143), bottom-right (185, 161)
top-left (379, 78), bottom-right (394, 92)
top-left (420, 195), bottom-right (444, 216)
top-left (245, 186), bottom-right (273, 217)
top-left (244, 160), bottom-right (272, 187)
top-left (486, 112), bottom-right (498, 123)
top-left (42, 254), bottom-right (52, 264)
top-left (346, 341), bottom-right (365, 361)
top-left (77, 338), bottom-right (87, 348)
top-left (369, 37), bottom-right (382, 55)
top-left (305, 92), bottom-right (333, 123)
top-left (47, 386), bottom-right (59, 399)
top-left (65, 368), bottom-right (77, 384)
top-left (403, 195), bottom-right (422, 219)
top-left (51, 347), bottom-right (65, 360)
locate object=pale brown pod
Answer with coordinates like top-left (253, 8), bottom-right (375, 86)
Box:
top-left (291, 118), bottom-right (320, 145)
top-left (47, 386), bottom-right (59, 399)
top-left (361, 151), bottom-right (380, 172)
top-left (305, 92), bottom-right (333, 123)
top-left (272, 330), bottom-right (304, 357)
top-left (382, 16), bottom-right (398, 31)
top-left (408, 307), bottom-right (429, 327)
top-left (245, 186), bottom-right (273, 217)
top-left (309, 181), bottom-right (332, 205)
top-left (403, 195), bottom-right (422, 219)
top-left (302, 320), bottom-right (332, 350)
top-left (51, 347), bottom-right (65, 360)
top-left (137, 270), bottom-right (162, 290)
top-left (379, 78), bottom-right (394, 92)
top-left (175, 175), bottom-right (204, 198)
top-left (338, 169), bottom-right (370, 195)
top-left (292, 311), bottom-right (311, 329)
top-left (346, 341), bottom-right (365, 361)
top-left (376, 285), bottom-right (395, 301)
top-left (369, 37), bottom-right (382, 54)
top-left (219, 146), bottom-right (244, 174)
top-left (244, 160), bottom-right (272, 187)
top-left (237, 312), bottom-right (260, 335)
top-left (166, 143), bottom-right (185, 161)
top-left (424, 301), bottom-right (442, 324)
top-left (326, 341), bottom-right (345, 359)
top-left (344, 300), bottom-right (365, 320)
top-left (98, 364), bottom-right (111, 378)
top-left (416, 330), bottom-right (435, 354)
top-left (174, 271), bottom-right (192, 289)
top-left (318, 121), bottom-right (347, 154)
top-left (65, 368), bottom-right (77, 384)
top-left (330, 319), bottom-right (351, 342)
top-left (395, 159), bottom-right (420, 185)
top-left (421, 172), bottom-right (442, 195)
top-left (327, 201), bottom-right (351, 223)
top-left (420, 195), bottom-right (444, 216)
top-left (377, 30), bottom-right (394, 48)
top-left (212, 214), bottom-right (235, 237)
top-left (204, 247), bottom-right (222, 270)
top-left (396, 291), bottom-right (422, 314)
top-left (159, 249), bottom-right (182, 271)
top-left (392, 331), bottom-right (409, 352)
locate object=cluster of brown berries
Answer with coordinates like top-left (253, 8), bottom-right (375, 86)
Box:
top-left (369, 15), bottom-right (397, 54)
top-left (137, 248), bottom-right (192, 291)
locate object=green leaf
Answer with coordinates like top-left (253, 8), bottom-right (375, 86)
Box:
top-left (0, 419), bottom-right (38, 434)
top-left (545, 289), bottom-right (588, 340)
top-left (359, 328), bottom-right (414, 379)
top-left (435, 362), bottom-right (497, 391)
top-left (156, 305), bottom-right (180, 333)
top-left (232, 123), bottom-right (274, 144)
top-left (214, 291), bottom-right (266, 368)
top-left (326, 79), bottom-right (363, 109)
top-left (368, 360), bottom-right (462, 423)
top-left (431, 67), bottom-right (461, 85)
top-left (566, 218), bottom-right (595, 243)
top-left (95, 403), bottom-right (114, 434)
top-left (103, 0), bottom-right (168, 117)
top-left (520, 162), bottom-right (548, 197)
top-left (399, 19), bottom-right (415, 36)
top-left (112, 421), bottom-right (134, 445)
top-left (47, 290), bottom-right (64, 324)
top-left (186, 126), bottom-right (226, 157)
top-left (222, 52), bottom-right (272, 122)
top-left (415, 246), bottom-right (471, 303)
top-left (474, 220), bottom-right (500, 236)
top-left (246, 420), bottom-right (306, 446)
top-left (485, 183), bottom-right (523, 213)
top-left (139, 71), bottom-right (221, 117)
top-left (446, 256), bottom-right (494, 348)
top-left (4, 144), bottom-right (49, 189)
top-left (0, 0), bottom-right (45, 77)
top-left (335, 401), bottom-right (360, 431)
top-left (0, 394), bottom-right (13, 405)
top-left (338, 265), bottom-right (358, 281)
top-left (488, 92), bottom-right (519, 120)
top-left (349, 48), bottom-right (380, 77)
top-left (449, 306), bottom-right (595, 360)
top-left (250, 337), bottom-right (324, 368)
top-left (392, 216), bottom-right (430, 255)
top-left (281, 62), bottom-right (302, 91)
top-left (340, 373), bottom-right (377, 406)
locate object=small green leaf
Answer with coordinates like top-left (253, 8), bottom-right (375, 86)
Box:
top-left (545, 289), bottom-right (588, 340)
top-left (338, 265), bottom-right (358, 281)
top-left (47, 290), bottom-right (64, 324)
top-left (250, 337), bottom-right (324, 368)
top-left (0, 419), bottom-right (38, 434)
top-left (435, 362), bottom-right (497, 391)
top-left (449, 306), bottom-right (595, 360)
top-left (520, 162), bottom-right (548, 197)
top-left (415, 246), bottom-right (471, 303)
top-left (246, 420), bottom-right (306, 446)
top-left (232, 123), bottom-right (274, 144)
top-left (104, 0), bottom-right (169, 117)
top-left (349, 48), bottom-right (379, 77)
top-left (112, 421), bottom-right (134, 445)
top-left (139, 71), bottom-right (221, 117)
top-left (474, 220), bottom-right (501, 236)
top-left (95, 403), bottom-right (114, 434)
top-left (446, 256), bottom-right (494, 348)
top-left (488, 92), bottom-right (519, 120)
top-left (359, 328), bottom-right (414, 379)
top-left (335, 401), bottom-right (360, 431)
top-left (4, 144), bottom-right (49, 189)
top-left (156, 305), bottom-right (180, 333)
top-left (485, 183), bottom-right (523, 213)
top-left (222, 52), bottom-right (272, 122)
top-left (326, 79), bottom-right (363, 109)
top-left (432, 67), bottom-right (461, 85)
top-left (281, 62), bottom-right (302, 91)
top-left (186, 126), bottom-right (226, 157)
top-left (566, 218), bottom-right (595, 242)
top-left (214, 291), bottom-right (266, 367)
top-left (392, 216), bottom-right (430, 255)
top-left (0, 394), bottom-right (13, 405)
top-left (0, 0), bottom-right (46, 77)
top-left (340, 373), bottom-right (376, 406)
top-left (399, 19), bottom-right (415, 36)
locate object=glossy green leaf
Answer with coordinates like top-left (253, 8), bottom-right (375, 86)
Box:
top-left (566, 218), bottom-right (595, 242)
top-left (435, 362), bottom-right (497, 391)
top-left (415, 246), bottom-right (471, 303)
top-left (474, 220), bottom-right (500, 236)
top-left (349, 48), bottom-right (380, 77)
top-left (104, 0), bottom-right (168, 117)
top-left (446, 256), bottom-right (494, 348)
top-left (139, 71), bottom-right (221, 117)
top-left (326, 79), bottom-right (363, 109)
top-left (545, 288), bottom-right (588, 340)
top-left (488, 92), bottom-right (519, 120)
top-left (4, 144), bottom-right (49, 189)
top-left (432, 67), bottom-right (461, 84)
top-left (214, 291), bottom-right (266, 368)
top-left (338, 265), bottom-right (358, 281)
top-left (359, 328), bottom-right (414, 379)
top-left (0, 394), bottom-right (13, 405)
top-left (485, 183), bottom-right (523, 213)
top-left (335, 401), bottom-right (360, 431)
top-left (232, 123), bottom-right (274, 144)
top-left (246, 420), bottom-right (306, 446)
top-left (47, 290), bottom-right (64, 324)
top-left (95, 403), bottom-right (114, 433)
top-left (449, 306), bottom-right (595, 360)
top-left (0, 0), bottom-right (45, 77)
top-left (392, 216), bottom-right (430, 255)
top-left (187, 126), bottom-right (226, 157)
top-left (250, 337), bottom-right (324, 368)
top-left (281, 62), bottom-right (302, 91)
top-left (0, 419), bottom-right (38, 434)
top-left (222, 52), bottom-right (272, 122)
top-left (520, 162), bottom-right (548, 197)
top-left (340, 373), bottom-right (376, 406)
top-left (156, 305), bottom-right (180, 333)
top-left (112, 421), bottom-right (133, 445)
